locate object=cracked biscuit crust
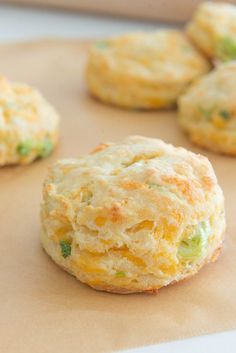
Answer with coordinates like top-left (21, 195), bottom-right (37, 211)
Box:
top-left (41, 136), bottom-right (225, 293)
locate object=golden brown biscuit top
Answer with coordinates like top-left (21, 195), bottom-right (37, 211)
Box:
top-left (187, 2), bottom-right (236, 61)
top-left (192, 2), bottom-right (236, 33)
top-left (44, 136), bottom-right (222, 246)
top-left (89, 31), bottom-right (210, 83)
top-left (0, 75), bottom-right (58, 130)
top-left (179, 62), bottom-right (236, 129)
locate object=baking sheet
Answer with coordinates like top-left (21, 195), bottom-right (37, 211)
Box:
top-left (4, 0), bottom-right (236, 23)
top-left (0, 39), bottom-right (236, 353)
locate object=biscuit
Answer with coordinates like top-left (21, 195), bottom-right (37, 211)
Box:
top-left (187, 2), bottom-right (236, 62)
top-left (178, 61), bottom-right (236, 155)
top-left (0, 76), bottom-right (59, 166)
top-left (86, 31), bottom-right (210, 109)
top-left (41, 136), bottom-right (225, 294)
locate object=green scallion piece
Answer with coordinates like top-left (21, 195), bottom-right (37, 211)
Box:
top-left (60, 240), bottom-right (71, 258)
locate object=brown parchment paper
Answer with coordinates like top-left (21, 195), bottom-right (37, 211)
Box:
top-left (4, 0), bottom-right (236, 22)
top-left (0, 39), bottom-right (236, 353)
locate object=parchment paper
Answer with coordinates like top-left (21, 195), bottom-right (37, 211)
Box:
top-left (0, 39), bottom-right (236, 353)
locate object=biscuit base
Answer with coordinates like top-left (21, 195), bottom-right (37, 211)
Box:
top-left (41, 228), bottom-right (223, 295)
top-left (182, 127), bottom-right (236, 156)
